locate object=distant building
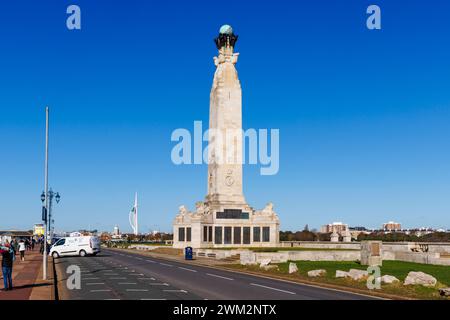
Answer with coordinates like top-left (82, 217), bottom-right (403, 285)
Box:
top-left (113, 225), bottom-right (120, 236)
top-left (321, 222), bottom-right (349, 234)
top-left (383, 221), bottom-right (401, 231)
top-left (349, 226), bottom-right (370, 239)
top-left (0, 230), bottom-right (33, 243)
top-left (33, 224), bottom-right (45, 236)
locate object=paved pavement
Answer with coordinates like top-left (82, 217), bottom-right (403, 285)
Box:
top-left (56, 249), bottom-right (380, 300)
top-left (0, 248), bottom-right (53, 300)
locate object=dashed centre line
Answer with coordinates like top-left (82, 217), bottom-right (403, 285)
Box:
top-left (206, 273), bottom-right (234, 281)
top-left (159, 263), bottom-right (173, 267)
top-left (126, 289), bottom-right (148, 292)
top-left (250, 283), bottom-right (296, 295)
top-left (178, 267), bottom-right (197, 273)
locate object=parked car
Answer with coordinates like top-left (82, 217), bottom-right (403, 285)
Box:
top-left (49, 236), bottom-right (100, 258)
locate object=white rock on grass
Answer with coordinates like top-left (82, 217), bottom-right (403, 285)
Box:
top-left (379, 275), bottom-right (400, 284)
top-left (288, 262), bottom-right (298, 274)
top-left (308, 269), bottom-right (327, 277)
top-left (439, 288), bottom-right (450, 297)
top-left (347, 269), bottom-right (369, 281)
top-left (261, 265), bottom-right (279, 271)
top-left (335, 270), bottom-right (349, 278)
top-left (259, 258), bottom-right (271, 267)
top-left (404, 271), bottom-right (437, 287)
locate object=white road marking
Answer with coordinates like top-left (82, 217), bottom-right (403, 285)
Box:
top-left (146, 260), bottom-right (156, 263)
top-left (206, 273), bottom-right (234, 281)
top-left (141, 298), bottom-right (166, 300)
top-left (163, 289), bottom-right (188, 293)
top-left (178, 267), bottom-right (197, 273)
top-left (104, 299), bottom-right (120, 300)
top-left (104, 273), bottom-right (119, 276)
top-left (118, 282), bottom-right (137, 285)
top-left (128, 273), bottom-right (144, 276)
top-left (250, 283), bottom-right (296, 295)
top-left (126, 289), bottom-right (148, 292)
top-left (149, 283), bottom-right (169, 286)
top-left (90, 289), bottom-right (111, 292)
top-left (138, 277), bottom-right (155, 280)
top-left (83, 277), bottom-right (100, 280)
top-left (86, 283), bottom-right (105, 285)
top-left (109, 277), bottom-right (127, 280)
top-left (159, 263), bottom-right (173, 267)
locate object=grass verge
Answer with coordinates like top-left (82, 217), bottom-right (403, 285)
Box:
top-left (226, 260), bottom-right (450, 300)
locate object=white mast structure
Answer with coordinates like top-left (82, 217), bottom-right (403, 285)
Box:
top-left (129, 192), bottom-right (138, 235)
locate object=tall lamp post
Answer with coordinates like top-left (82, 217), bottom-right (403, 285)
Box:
top-left (42, 107), bottom-right (49, 280)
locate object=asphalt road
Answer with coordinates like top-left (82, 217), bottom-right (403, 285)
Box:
top-left (56, 249), bottom-right (380, 300)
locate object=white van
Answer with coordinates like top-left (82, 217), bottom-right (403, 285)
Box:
top-left (49, 236), bottom-right (100, 258)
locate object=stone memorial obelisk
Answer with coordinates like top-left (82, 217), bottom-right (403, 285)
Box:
top-left (173, 25), bottom-right (280, 249)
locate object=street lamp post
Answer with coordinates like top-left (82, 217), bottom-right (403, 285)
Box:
top-left (42, 189), bottom-right (61, 242)
top-left (42, 107), bottom-right (49, 280)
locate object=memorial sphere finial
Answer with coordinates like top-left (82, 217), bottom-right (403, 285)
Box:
top-left (219, 24), bottom-right (233, 35)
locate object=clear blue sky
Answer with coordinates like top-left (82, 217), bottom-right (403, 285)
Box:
top-left (0, 0), bottom-right (449, 233)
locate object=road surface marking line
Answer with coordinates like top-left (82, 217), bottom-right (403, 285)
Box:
top-left (159, 263), bottom-right (173, 267)
top-left (118, 282), bottom-right (137, 285)
top-left (138, 278), bottom-right (155, 280)
top-left (126, 289), bottom-right (148, 292)
top-left (206, 273), bottom-right (234, 281)
top-left (83, 277), bottom-right (100, 280)
top-left (149, 283), bottom-right (169, 286)
top-left (250, 283), bottom-right (296, 295)
top-left (86, 283), bottom-right (105, 285)
top-left (178, 267), bottom-right (197, 273)
top-left (90, 289), bottom-right (111, 292)
top-left (104, 273), bottom-right (119, 276)
top-left (104, 299), bottom-right (120, 300)
top-left (128, 273), bottom-right (144, 276)
top-left (141, 298), bottom-right (166, 300)
top-left (163, 289), bottom-right (188, 293)
top-left (109, 277), bottom-right (127, 280)
top-left (146, 260), bottom-right (156, 263)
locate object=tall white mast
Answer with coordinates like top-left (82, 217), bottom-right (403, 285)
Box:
top-left (135, 192), bottom-right (138, 236)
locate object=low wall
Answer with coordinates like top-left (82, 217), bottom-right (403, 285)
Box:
top-left (193, 242), bottom-right (450, 266)
top-left (280, 241), bottom-right (361, 250)
top-left (128, 245), bottom-right (168, 251)
top-left (381, 242), bottom-right (450, 266)
top-left (239, 250), bottom-right (360, 264)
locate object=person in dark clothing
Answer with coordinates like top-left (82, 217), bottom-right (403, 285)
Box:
top-left (0, 242), bottom-right (15, 291)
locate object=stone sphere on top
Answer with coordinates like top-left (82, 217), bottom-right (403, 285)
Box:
top-left (219, 24), bottom-right (233, 35)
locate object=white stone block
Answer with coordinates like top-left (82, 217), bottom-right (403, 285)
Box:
top-left (347, 269), bottom-right (369, 280)
top-left (404, 271), bottom-right (437, 287)
top-left (308, 269), bottom-right (327, 277)
top-left (335, 270), bottom-right (349, 278)
top-left (259, 258), bottom-right (271, 267)
top-left (379, 275), bottom-right (400, 284)
top-left (288, 262), bottom-right (298, 274)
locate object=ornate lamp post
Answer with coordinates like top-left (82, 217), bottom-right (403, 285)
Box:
top-left (41, 189), bottom-right (61, 243)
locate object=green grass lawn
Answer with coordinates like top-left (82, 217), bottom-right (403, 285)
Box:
top-left (281, 260), bottom-right (450, 285)
top-left (228, 260), bottom-right (450, 299)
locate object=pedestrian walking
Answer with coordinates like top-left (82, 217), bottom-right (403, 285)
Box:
top-left (39, 239), bottom-right (44, 254)
top-left (10, 240), bottom-right (17, 255)
top-left (18, 240), bottom-right (26, 261)
top-left (0, 242), bottom-right (15, 291)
